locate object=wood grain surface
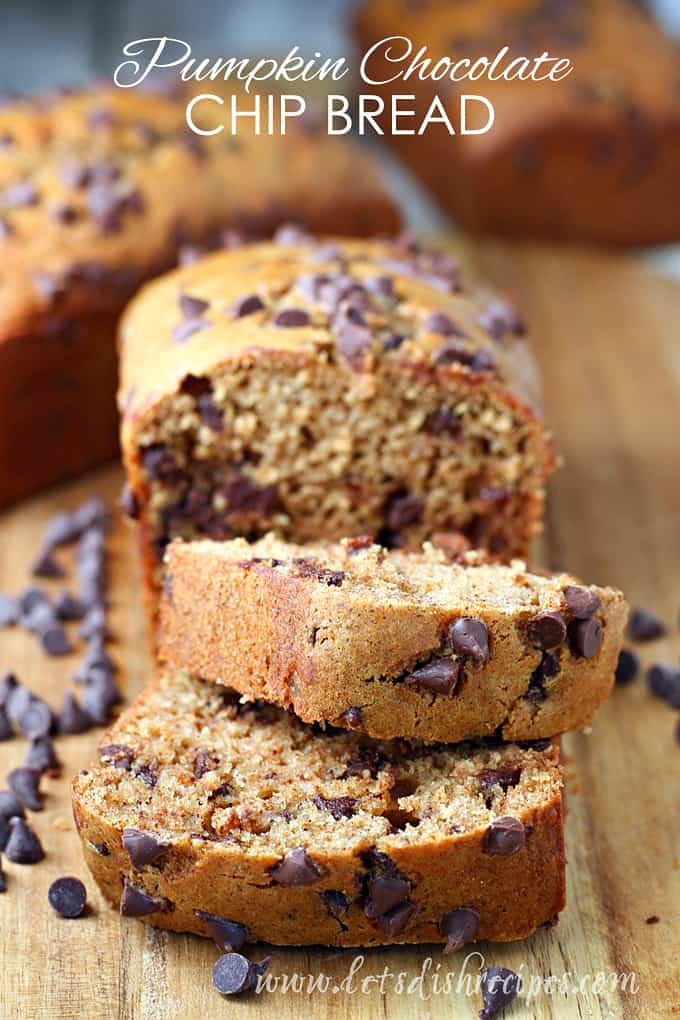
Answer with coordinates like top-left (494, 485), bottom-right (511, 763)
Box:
top-left (0, 241), bottom-right (678, 1020)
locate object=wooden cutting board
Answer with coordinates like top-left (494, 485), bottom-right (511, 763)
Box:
top-left (0, 240), bottom-right (678, 1020)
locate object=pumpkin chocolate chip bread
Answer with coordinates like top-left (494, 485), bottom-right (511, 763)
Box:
top-left (159, 535), bottom-right (627, 744)
top-left (355, 0), bottom-right (680, 245)
top-left (0, 85), bottom-right (398, 509)
top-left (72, 670), bottom-right (565, 948)
top-left (119, 234), bottom-right (555, 624)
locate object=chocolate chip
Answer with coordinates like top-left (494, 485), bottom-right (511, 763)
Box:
top-left (229, 293), bottom-right (264, 318)
top-left (213, 953), bottom-right (267, 996)
top-left (569, 617), bottom-right (603, 659)
top-left (367, 876), bottom-right (411, 917)
top-left (48, 876), bottom-right (87, 918)
top-left (78, 606), bottom-right (109, 642)
top-left (31, 550), bottom-right (65, 579)
top-left (120, 880), bottom-right (170, 917)
top-left (270, 846), bottom-right (322, 885)
top-left (627, 608), bottom-right (666, 642)
top-left (17, 699), bottom-right (54, 740)
top-left (6, 684), bottom-right (32, 725)
top-left (119, 485), bottom-right (140, 520)
top-left (423, 311), bottom-right (463, 337)
top-left (321, 890), bottom-right (350, 918)
top-left (365, 274), bottom-right (395, 298)
top-left (479, 299), bottom-right (525, 341)
top-left (440, 906), bottom-right (480, 954)
top-left (24, 737), bottom-right (60, 775)
top-left (173, 317), bottom-right (210, 344)
top-left (0, 858), bottom-right (5, 890)
top-left (273, 307), bottom-right (310, 328)
top-left (527, 611), bottom-right (567, 650)
top-left (3, 179), bottom-right (39, 208)
top-left (122, 827), bottom-right (169, 867)
top-left (4, 817), bottom-right (44, 864)
top-left (40, 623), bottom-right (72, 657)
top-left (0, 595), bottom-right (19, 627)
top-left (478, 765), bottom-right (521, 799)
top-left (51, 203), bottom-right (79, 225)
top-left (563, 586), bottom-right (601, 619)
top-left (449, 618), bottom-right (490, 664)
top-left (0, 216), bottom-right (13, 239)
top-left (524, 650), bottom-right (559, 701)
top-left (379, 900), bottom-right (418, 936)
top-left (81, 674), bottom-right (119, 725)
top-left (54, 591), bottom-right (86, 622)
top-left (18, 586), bottom-right (49, 616)
top-left (179, 293), bottom-right (210, 319)
top-left (89, 841), bottom-right (109, 856)
top-left (615, 648), bottom-right (639, 685)
top-left (7, 767), bottom-right (43, 811)
top-left (386, 491), bottom-right (423, 531)
top-left (480, 966), bottom-right (521, 1019)
top-left (484, 817), bottom-right (525, 856)
top-left (197, 394), bottom-right (224, 432)
top-left (345, 707), bottom-right (363, 727)
top-left (424, 409), bottom-right (462, 437)
top-left (313, 795), bottom-right (356, 820)
top-left (223, 474), bottom-right (281, 517)
top-left (403, 658), bottom-right (459, 695)
top-left (57, 692), bottom-right (92, 735)
top-left (61, 160), bottom-right (91, 189)
top-left (647, 664), bottom-right (680, 708)
top-left (0, 790), bottom-right (25, 819)
top-left (0, 708), bottom-right (11, 742)
top-left (195, 910), bottom-right (248, 952)
top-left (335, 317), bottom-right (373, 364)
top-left (0, 673), bottom-right (17, 706)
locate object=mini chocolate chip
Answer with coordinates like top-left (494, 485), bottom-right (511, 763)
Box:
top-left (345, 707), bottom-right (363, 727)
top-left (61, 160), bottom-right (91, 189)
top-left (563, 585), bottom-right (601, 619)
top-left (173, 317), bottom-right (210, 344)
top-left (378, 900), bottom-right (418, 936)
top-left (321, 890), bottom-right (350, 918)
top-left (24, 737), bottom-right (60, 775)
top-left (5, 817), bottom-right (44, 863)
top-left (480, 966), bottom-right (521, 1019)
top-left (48, 876), bottom-right (86, 918)
top-left (122, 827), bottom-right (169, 867)
top-left (0, 708), bottom-right (11, 741)
top-left (647, 664), bottom-right (680, 708)
top-left (403, 658), bottom-right (459, 695)
top-left (31, 550), bottom-right (65, 579)
top-left (57, 692), bottom-right (92, 735)
top-left (478, 765), bottom-right (522, 798)
top-left (365, 274), bottom-right (394, 298)
top-left (272, 307), bottom-right (310, 328)
top-left (17, 699), bottom-right (54, 740)
top-left (195, 910), bottom-right (249, 952)
top-left (0, 595), bottom-right (19, 627)
top-left (527, 611), bottom-right (567, 650)
top-left (270, 846), bottom-right (322, 885)
top-left (213, 953), bottom-right (268, 996)
top-left (0, 790), bottom-right (25, 819)
top-left (179, 293), bottom-right (210, 319)
top-left (119, 880), bottom-right (170, 917)
top-left (484, 816), bottom-right (525, 856)
top-left (7, 767), bottom-right (43, 811)
top-left (313, 795), bottom-right (356, 820)
top-left (627, 608), bottom-right (666, 642)
top-left (229, 293), bottom-right (264, 318)
top-left (51, 203), bottom-right (79, 225)
top-left (479, 300), bottom-right (525, 341)
top-left (119, 485), bottom-right (139, 520)
top-left (440, 906), bottom-right (480, 954)
top-left (423, 311), bottom-right (463, 337)
top-left (368, 875), bottom-right (410, 917)
top-left (424, 409), bottom-right (462, 437)
top-left (449, 618), bottom-right (490, 664)
top-left (615, 648), bottom-right (639, 684)
top-left (569, 617), bottom-right (603, 658)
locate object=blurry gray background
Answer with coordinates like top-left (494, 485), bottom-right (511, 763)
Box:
top-left (1, 0), bottom-right (678, 268)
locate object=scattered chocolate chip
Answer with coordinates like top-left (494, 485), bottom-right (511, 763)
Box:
top-left (321, 889), bottom-right (350, 919)
top-left (229, 293), bottom-right (264, 318)
top-left (0, 595), bottom-right (19, 627)
top-left (313, 795), bottom-right (356, 820)
top-left (7, 767), bottom-right (43, 811)
top-left (179, 293), bottom-right (210, 319)
top-left (615, 648), bottom-right (639, 685)
top-left (647, 664), bottom-right (680, 708)
top-left (5, 817), bottom-right (44, 864)
top-left (18, 586), bottom-right (49, 616)
top-left (0, 708), bottom-right (11, 741)
top-left (345, 707), bottom-right (363, 727)
top-left (0, 818), bottom-right (10, 850)
top-left (30, 550), bottom-right (65, 579)
top-left (528, 611), bottom-right (567, 650)
top-left (119, 880), bottom-right (170, 917)
top-left (3, 179), bottom-right (39, 208)
top-left (195, 910), bottom-right (248, 952)
top-left (449, 618), bottom-right (490, 664)
top-left (569, 617), bottom-right (603, 659)
top-left (78, 606), bottom-right (109, 642)
top-left (0, 858), bottom-right (5, 891)
top-left (213, 953), bottom-right (267, 996)
top-left (53, 591), bottom-right (85, 622)
top-left (17, 698), bottom-right (54, 740)
top-left (563, 586), bottom-right (601, 619)
top-left (0, 673), bottom-right (17, 706)
top-left (48, 876), bottom-right (87, 918)
top-left (119, 485), bottom-right (140, 520)
top-left (122, 827), bottom-right (169, 868)
top-left (270, 846), bottom-right (322, 885)
top-left (480, 966), bottom-right (521, 1019)
top-left (6, 684), bottom-right (32, 724)
top-left (403, 658), bottom-right (459, 695)
top-left (24, 737), bottom-right (60, 775)
top-left (0, 790), bottom-right (25, 819)
top-left (646, 915), bottom-right (660, 924)
top-left (272, 307), bottom-right (310, 328)
top-left (627, 608), bottom-right (665, 642)
top-left (40, 623), bottom-right (72, 657)
top-left (423, 311), bottom-right (463, 337)
top-left (484, 817), bottom-right (525, 856)
top-left (440, 906), bottom-right (480, 954)
top-left (81, 674), bottom-right (120, 725)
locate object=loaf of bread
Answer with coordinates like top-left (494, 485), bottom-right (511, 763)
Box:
top-left (159, 535), bottom-right (626, 744)
top-left (119, 234), bottom-right (555, 626)
top-left (72, 670), bottom-right (565, 948)
top-left (355, 0), bottom-right (680, 245)
top-left (0, 86), bottom-right (399, 509)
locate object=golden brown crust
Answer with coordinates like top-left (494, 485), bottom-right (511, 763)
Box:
top-left (159, 535), bottom-right (626, 743)
top-left (355, 0), bottom-right (680, 245)
top-left (0, 86), bottom-right (399, 507)
top-left (72, 671), bottom-right (566, 948)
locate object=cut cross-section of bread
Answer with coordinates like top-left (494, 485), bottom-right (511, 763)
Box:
top-left (159, 535), bottom-right (627, 744)
top-left (118, 234), bottom-right (556, 624)
top-left (72, 671), bottom-right (565, 948)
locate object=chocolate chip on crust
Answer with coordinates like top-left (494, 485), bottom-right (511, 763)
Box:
top-left (528, 611), bottom-right (567, 650)
top-left (5, 817), bottom-right (44, 864)
top-left (122, 827), bottom-right (169, 868)
top-left (195, 910), bottom-right (249, 952)
top-left (568, 617), bottom-right (603, 659)
top-left (449, 618), bottom-right (490, 664)
top-left (119, 879), bottom-right (171, 917)
top-left (48, 876), bottom-right (87, 918)
top-left (563, 585), bottom-right (601, 619)
top-left (270, 846), bottom-right (323, 885)
top-left (440, 906), bottom-right (480, 954)
top-left (403, 658), bottom-right (459, 696)
top-left (483, 816), bottom-right (525, 856)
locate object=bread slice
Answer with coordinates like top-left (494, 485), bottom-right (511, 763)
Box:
top-left (72, 670), bottom-right (565, 948)
top-left (159, 535), bottom-right (627, 743)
